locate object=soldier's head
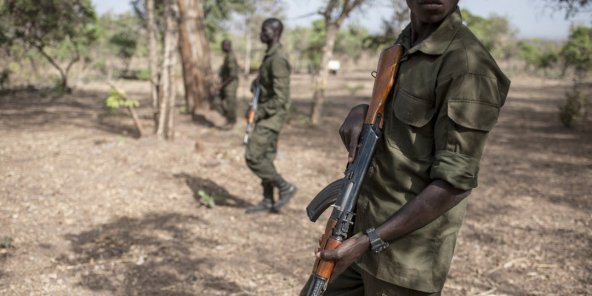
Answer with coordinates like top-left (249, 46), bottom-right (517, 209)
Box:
top-left (222, 39), bottom-right (232, 53)
top-left (406, 0), bottom-right (459, 24)
top-left (260, 18), bottom-right (283, 45)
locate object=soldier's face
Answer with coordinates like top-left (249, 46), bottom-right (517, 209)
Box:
top-left (406, 0), bottom-right (458, 24)
top-left (259, 24), bottom-right (275, 43)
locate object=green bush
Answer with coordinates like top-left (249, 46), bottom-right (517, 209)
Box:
top-left (137, 68), bottom-right (150, 81)
top-left (559, 85), bottom-right (588, 128)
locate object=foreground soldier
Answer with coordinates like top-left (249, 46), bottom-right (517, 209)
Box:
top-left (245, 18), bottom-right (297, 214)
top-left (214, 39), bottom-right (239, 128)
top-left (301, 0), bottom-right (510, 295)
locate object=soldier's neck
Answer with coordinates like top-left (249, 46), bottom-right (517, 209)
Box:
top-left (410, 14), bottom-right (441, 46)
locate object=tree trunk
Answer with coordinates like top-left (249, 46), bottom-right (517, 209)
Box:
top-left (157, 0), bottom-right (179, 140)
top-left (127, 106), bottom-right (145, 138)
top-left (310, 23), bottom-right (339, 126)
top-left (177, 0), bottom-right (200, 113)
top-left (145, 0), bottom-right (160, 130)
top-left (244, 17), bottom-right (252, 76)
top-left (189, 0), bottom-right (215, 110)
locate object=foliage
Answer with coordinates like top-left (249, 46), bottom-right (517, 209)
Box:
top-left (109, 32), bottom-right (138, 68)
top-left (560, 26), bottom-right (592, 77)
top-left (517, 40), bottom-right (559, 73)
top-left (197, 190), bottom-right (223, 208)
top-left (0, 0), bottom-right (97, 88)
top-left (288, 20), bottom-right (371, 73)
top-left (461, 9), bottom-right (515, 59)
top-left (544, 0), bottom-right (592, 18)
top-left (137, 68), bottom-right (150, 81)
top-left (105, 87), bottom-right (139, 110)
top-left (363, 0), bottom-right (409, 50)
top-left (559, 84), bottom-right (588, 127)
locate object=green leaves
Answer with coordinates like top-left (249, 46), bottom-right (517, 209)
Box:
top-left (105, 87), bottom-right (139, 110)
top-left (197, 190), bottom-right (223, 208)
top-left (561, 26), bottom-right (592, 75)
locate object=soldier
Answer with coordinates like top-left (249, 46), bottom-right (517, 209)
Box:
top-left (214, 39), bottom-right (239, 128)
top-left (245, 18), bottom-right (297, 214)
top-left (302, 0), bottom-right (510, 295)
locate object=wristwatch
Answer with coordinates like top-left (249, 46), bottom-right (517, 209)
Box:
top-left (365, 227), bottom-right (389, 253)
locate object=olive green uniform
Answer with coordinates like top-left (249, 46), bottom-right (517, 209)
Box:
top-left (216, 51), bottom-right (239, 124)
top-left (326, 8), bottom-right (510, 294)
top-left (245, 43), bottom-right (291, 182)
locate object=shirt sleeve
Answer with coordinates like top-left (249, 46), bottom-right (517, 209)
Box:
top-left (259, 56), bottom-right (291, 118)
top-left (430, 73), bottom-right (506, 190)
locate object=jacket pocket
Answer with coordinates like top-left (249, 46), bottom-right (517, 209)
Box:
top-left (385, 89), bottom-right (436, 161)
top-left (447, 100), bottom-right (499, 132)
top-left (393, 89), bottom-right (435, 128)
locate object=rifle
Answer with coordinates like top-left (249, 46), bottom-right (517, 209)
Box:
top-left (304, 45), bottom-right (403, 296)
top-left (243, 82), bottom-right (260, 145)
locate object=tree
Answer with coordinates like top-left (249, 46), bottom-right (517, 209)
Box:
top-left (310, 0), bottom-right (368, 126)
top-left (156, 0), bottom-right (179, 139)
top-left (461, 9), bottom-right (515, 59)
top-left (363, 0), bottom-right (409, 50)
top-left (558, 25), bottom-right (592, 127)
top-left (144, 0), bottom-right (160, 129)
top-left (0, 0), bottom-right (97, 92)
top-left (109, 31), bottom-right (138, 73)
top-left (517, 40), bottom-right (559, 75)
top-left (544, 0), bottom-right (592, 18)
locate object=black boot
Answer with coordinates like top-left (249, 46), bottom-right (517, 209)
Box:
top-left (271, 176), bottom-right (298, 212)
top-left (246, 181), bottom-right (274, 214)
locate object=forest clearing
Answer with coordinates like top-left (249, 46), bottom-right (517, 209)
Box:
top-left (1, 71), bottom-right (590, 295)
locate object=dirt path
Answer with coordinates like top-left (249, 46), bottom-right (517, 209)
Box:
top-left (0, 73), bottom-right (590, 295)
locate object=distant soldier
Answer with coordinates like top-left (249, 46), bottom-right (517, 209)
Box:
top-left (245, 18), bottom-right (297, 214)
top-left (214, 39), bottom-right (239, 128)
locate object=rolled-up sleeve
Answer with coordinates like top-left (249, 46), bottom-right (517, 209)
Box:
top-left (430, 73), bottom-right (506, 190)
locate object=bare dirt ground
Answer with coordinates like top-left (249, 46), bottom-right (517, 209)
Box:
top-left (0, 71), bottom-right (590, 296)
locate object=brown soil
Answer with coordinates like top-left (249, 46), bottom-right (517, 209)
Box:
top-left (0, 72), bottom-right (590, 296)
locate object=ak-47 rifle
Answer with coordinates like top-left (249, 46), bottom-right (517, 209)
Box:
top-left (304, 45), bottom-right (403, 296)
top-left (243, 82), bottom-right (261, 145)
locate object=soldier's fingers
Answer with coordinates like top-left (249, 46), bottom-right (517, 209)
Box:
top-left (348, 140), bottom-right (357, 163)
top-left (318, 250), bottom-right (339, 261)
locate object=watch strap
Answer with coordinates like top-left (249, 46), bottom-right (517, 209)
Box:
top-left (365, 227), bottom-right (389, 253)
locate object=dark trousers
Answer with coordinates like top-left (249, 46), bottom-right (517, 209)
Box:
top-left (214, 85), bottom-right (237, 123)
top-left (245, 125), bottom-right (279, 182)
top-left (300, 264), bottom-right (442, 296)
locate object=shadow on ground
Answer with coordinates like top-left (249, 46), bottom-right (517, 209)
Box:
top-left (57, 212), bottom-right (245, 295)
top-left (174, 173), bottom-right (250, 208)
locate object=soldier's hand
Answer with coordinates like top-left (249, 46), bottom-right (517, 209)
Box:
top-left (316, 232), bottom-right (370, 282)
top-left (339, 104), bottom-right (368, 163)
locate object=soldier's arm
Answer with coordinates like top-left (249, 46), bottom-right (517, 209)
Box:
top-left (267, 56), bottom-right (290, 115)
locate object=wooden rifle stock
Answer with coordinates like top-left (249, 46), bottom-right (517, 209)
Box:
top-left (305, 45), bottom-right (403, 296)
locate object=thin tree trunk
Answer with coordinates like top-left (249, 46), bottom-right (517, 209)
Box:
top-left (157, 0), bottom-right (179, 139)
top-left (244, 17), bottom-right (252, 76)
top-left (177, 0), bottom-right (200, 113)
top-left (310, 23), bottom-right (338, 126)
top-left (309, 0), bottom-right (365, 126)
top-left (127, 106), bottom-right (145, 137)
top-left (145, 0), bottom-right (160, 130)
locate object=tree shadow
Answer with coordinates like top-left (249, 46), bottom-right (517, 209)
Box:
top-left (0, 88), bottom-right (149, 139)
top-left (174, 173), bottom-right (251, 208)
top-left (57, 212), bottom-right (245, 295)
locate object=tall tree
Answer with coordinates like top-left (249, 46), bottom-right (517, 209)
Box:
top-left (156, 0), bottom-right (179, 139)
top-left (309, 0), bottom-right (367, 126)
top-left (177, 0), bottom-right (201, 113)
top-left (0, 0), bottom-right (97, 92)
